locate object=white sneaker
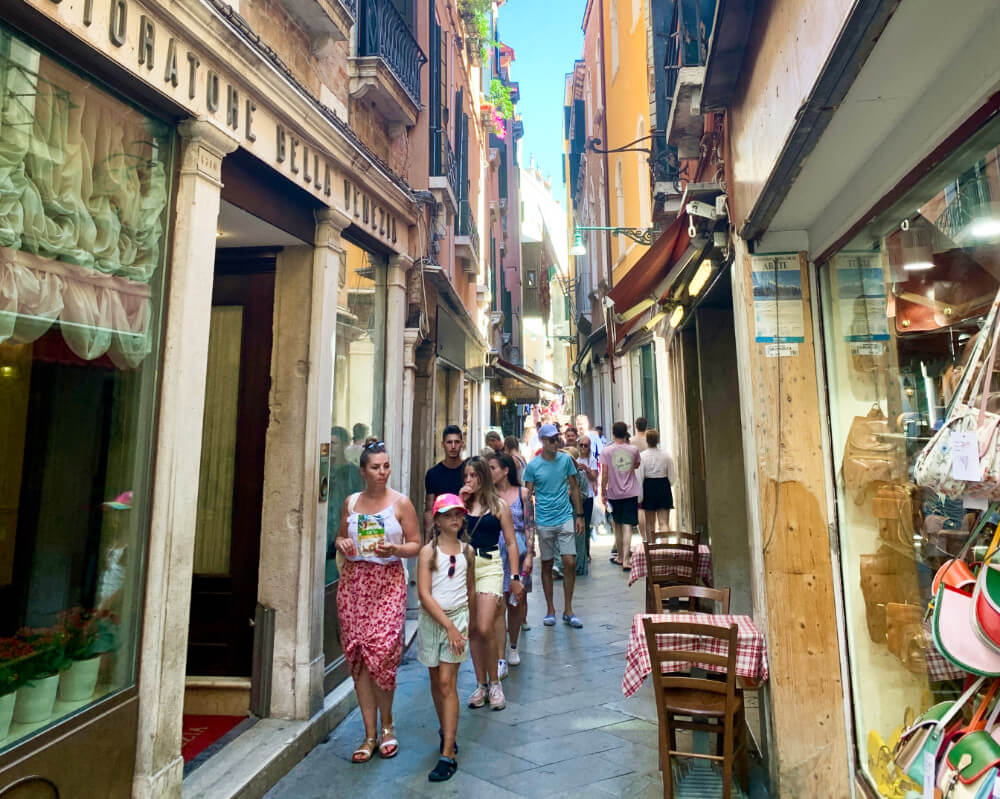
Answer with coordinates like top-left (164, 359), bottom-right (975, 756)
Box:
top-left (489, 681), bottom-right (506, 711)
top-left (497, 659), bottom-right (508, 680)
top-left (507, 648), bottom-right (520, 666)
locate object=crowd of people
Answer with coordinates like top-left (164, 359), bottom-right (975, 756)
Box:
top-left (328, 414), bottom-right (675, 782)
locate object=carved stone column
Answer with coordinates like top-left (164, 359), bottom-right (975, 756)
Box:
top-left (385, 254), bottom-right (413, 491)
top-left (132, 119), bottom-right (238, 799)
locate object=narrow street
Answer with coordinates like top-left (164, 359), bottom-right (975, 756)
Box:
top-left (266, 537), bottom-right (767, 798)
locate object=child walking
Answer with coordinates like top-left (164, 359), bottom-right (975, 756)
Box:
top-left (417, 493), bottom-right (476, 782)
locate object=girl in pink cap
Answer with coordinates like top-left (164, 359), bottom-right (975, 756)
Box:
top-left (417, 493), bottom-right (476, 782)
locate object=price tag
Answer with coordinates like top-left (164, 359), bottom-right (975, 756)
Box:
top-left (951, 431), bottom-right (983, 481)
top-left (923, 751), bottom-right (935, 799)
top-left (966, 494), bottom-right (990, 511)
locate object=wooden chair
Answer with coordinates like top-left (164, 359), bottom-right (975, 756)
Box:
top-left (642, 618), bottom-right (749, 799)
top-left (653, 584), bottom-right (731, 615)
top-left (643, 535), bottom-right (702, 613)
top-left (652, 530), bottom-right (700, 548)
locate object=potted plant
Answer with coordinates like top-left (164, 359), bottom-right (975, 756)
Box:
top-left (0, 637), bottom-right (35, 739)
top-left (58, 608), bottom-right (119, 701)
top-left (13, 626), bottom-right (70, 724)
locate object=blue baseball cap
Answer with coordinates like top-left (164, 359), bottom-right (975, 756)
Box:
top-left (537, 423), bottom-right (559, 439)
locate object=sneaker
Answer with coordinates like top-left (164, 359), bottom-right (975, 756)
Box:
top-left (428, 756), bottom-right (457, 782)
top-left (498, 659), bottom-right (508, 680)
top-left (488, 681), bottom-right (506, 711)
top-left (521, 621), bottom-right (531, 631)
top-left (508, 648), bottom-right (520, 666)
top-left (468, 684), bottom-right (487, 708)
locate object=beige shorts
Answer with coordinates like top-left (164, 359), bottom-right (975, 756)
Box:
top-left (417, 605), bottom-right (470, 667)
top-left (473, 554), bottom-right (504, 596)
top-left (537, 520), bottom-right (577, 561)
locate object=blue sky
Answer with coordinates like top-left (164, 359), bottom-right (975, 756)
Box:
top-left (498, 0), bottom-right (586, 201)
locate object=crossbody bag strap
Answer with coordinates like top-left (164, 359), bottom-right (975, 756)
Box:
top-left (937, 676), bottom-right (988, 732)
top-left (950, 289), bottom-right (1000, 415)
top-left (348, 492), bottom-right (360, 514)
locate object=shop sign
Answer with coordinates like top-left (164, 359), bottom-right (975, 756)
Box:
top-left (834, 253), bottom-right (889, 357)
top-left (750, 253), bottom-right (806, 344)
top-left (25, 0), bottom-right (402, 249)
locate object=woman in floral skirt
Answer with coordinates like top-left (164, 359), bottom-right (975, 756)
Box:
top-left (333, 439), bottom-right (421, 763)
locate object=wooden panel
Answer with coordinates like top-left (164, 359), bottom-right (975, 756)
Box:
top-left (194, 306), bottom-right (244, 576)
top-left (0, 342), bottom-right (31, 588)
top-left (737, 250), bottom-right (850, 796)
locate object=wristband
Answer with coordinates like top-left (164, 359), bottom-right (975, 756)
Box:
top-left (511, 574), bottom-right (520, 581)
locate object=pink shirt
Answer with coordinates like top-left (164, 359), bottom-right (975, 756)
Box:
top-left (599, 443), bottom-right (641, 500)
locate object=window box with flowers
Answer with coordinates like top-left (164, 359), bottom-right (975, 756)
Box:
top-left (0, 637), bottom-right (36, 740)
top-left (483, 79), bottom-right (515, 139)
top-left (459, 0), bottom-right (494, 64)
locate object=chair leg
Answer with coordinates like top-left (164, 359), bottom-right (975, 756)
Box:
top-left (738, 709), bottom-right (750, 791)
top-left (662, 713), bottom-right (674, 799)
top-left (722, 717), bottom-right (734, 799)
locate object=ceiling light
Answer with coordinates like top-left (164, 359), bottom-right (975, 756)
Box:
top-left (569, 232), bottom-right (586, 256)
top-left (688, 260), bottom-right (713, 297)
top-left (0, 365), bottom-right (17, 379)
top-left (903, 261), bottom-right (934, 271)
top-left (643, 310), bottom-right (668, 331)
top-left (669, 306), bottom-right (684, 328)
top-left (970, 217), bottom-right (1000, 240)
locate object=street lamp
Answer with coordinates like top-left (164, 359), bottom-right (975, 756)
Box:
top-left (569, 224), bottom-right (659, 255)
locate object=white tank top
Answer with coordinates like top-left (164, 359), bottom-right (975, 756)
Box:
top-left (431, 544), bottom-right (469, 611)
top-left (346, 493), bottom-right (405, 565)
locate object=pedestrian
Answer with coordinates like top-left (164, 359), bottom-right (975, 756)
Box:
top-left (632, 417), bottom-right (649, 452)
top-left (424, 425), bottom-right (466, 540)
top-left (576, 414), bottom-right (602, 460)
top-left (521, 422), bottom-right (539, 460)
top-left (326, 426), bottom-right (364, 583)
top-left (417, 493), bottom-right (475, 783)
top-left (344, 422), bottom-right (369, 465)
top-left (482, 430), bottom-right (504, 457)
top-left (563, 426), bottom-right (579, 447)
top-left (600, 421), bottom-right (641, 571)
top-left (460, 457), bottom-right (525, 710)
top-left (503, 434), bottom-right (527, 479)
top-left (575, 438), bottom-right (598, 573)
top-left (594, 425), bottom-right (608, 448)
top-left (332, 440), bottom-right (422, 763)
top-left (523, 423), bottom-right (586, 628)
top-left (562, 447), bottom-right (590, 576)
top-left (488, 452), bottom-right (534, 674)
top-left (637, 429), bottom-right (677, 538)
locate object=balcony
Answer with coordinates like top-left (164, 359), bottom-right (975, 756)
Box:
top-left (456, 200), bottom-right (481, 271)
top-left (349, 0), bottom-right (426, 129)
top-left (663, 2), bottom-right (713, 159)
top-left (278, 0), bottom-right (355, 52)
top-left (429, 130), bottom-right (460, 214)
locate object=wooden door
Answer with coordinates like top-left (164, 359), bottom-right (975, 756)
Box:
top-left (188, 272), bottom-right (273, 676)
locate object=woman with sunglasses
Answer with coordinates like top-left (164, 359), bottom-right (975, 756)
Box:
top-left (459, 457), bottom-right (525, 711)
top-left (416, 493), bottom-right (476, 782)
top-left (333, 439), bottom-right (421, 764)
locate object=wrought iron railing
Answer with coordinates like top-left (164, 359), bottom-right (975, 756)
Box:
top-left (358, 0), bottom-right (426, 105)
top-left (663, 0), bottom-right (711, 99)
top-left (339, 0), bottom-right (357, 17)
top-left (456, 199), bottom-right (480, 259)
top-left (432, 130), bottom-right (460, 201)
top-left (935, 175), bottom-right (994, 240)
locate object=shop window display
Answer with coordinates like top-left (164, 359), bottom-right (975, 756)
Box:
top-left (0, 29), bottom-right (172, 749)
top-left (821, 121), bottom-right (1000, 795)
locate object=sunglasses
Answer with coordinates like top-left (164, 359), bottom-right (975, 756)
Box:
top-left (364, 440), bottom-right (386, 450)
top-left (448, 554), bottom-right (457, 578)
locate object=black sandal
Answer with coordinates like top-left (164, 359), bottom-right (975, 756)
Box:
top-left (428, 756), bottom-right (458, 782)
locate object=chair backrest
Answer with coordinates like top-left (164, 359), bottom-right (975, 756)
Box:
top-left (641, 618), bottom-right (739, 703)
top-left (652, 530), bottom-right (700, 548)
top-left (653, 583), bottom-right (731, 614)
top-left (643, 539), bottom-right (699, 586)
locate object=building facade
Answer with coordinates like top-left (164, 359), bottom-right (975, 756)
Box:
top-left (0, 0), bottom-right (508, 795)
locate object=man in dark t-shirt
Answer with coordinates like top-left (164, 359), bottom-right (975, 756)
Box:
top-left (423, 424), bottom-right (467, 540)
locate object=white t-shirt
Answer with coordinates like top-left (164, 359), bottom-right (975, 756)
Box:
top-left (637, 448), bottom-right (677, 483)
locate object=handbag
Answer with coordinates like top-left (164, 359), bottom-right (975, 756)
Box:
top-left (972, 540), bottom-right (1000, 654)
top-left (873, 483), bottom-right (921, 547)
top-left (935, 691), bottom-right (1000, 799)
top-left (932, 583), bottom-right (1000, 676)
top-left (860, 545), bottom-right (922, 644)
top-left (914, 288), bottom-right (1000, 498)
top-left (886, 603), bottom-right (927, 674)
top-left (843, 404), bottom-right (899, 498)
top-left (892, 676), bottom-right (986, 785)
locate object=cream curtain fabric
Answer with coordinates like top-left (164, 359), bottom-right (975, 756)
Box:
top-left (0, 36), bottom-right (168, 367)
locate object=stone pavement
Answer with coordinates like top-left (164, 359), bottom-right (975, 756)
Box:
top-left (265, 537), bottom-right (769, 798)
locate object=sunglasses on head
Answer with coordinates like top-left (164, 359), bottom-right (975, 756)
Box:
top-left (364, 440), bottom-right (386, 450)
top-left (448, 554), bottom-right (457, 578)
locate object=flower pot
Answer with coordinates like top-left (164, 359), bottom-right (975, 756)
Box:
top-left (59, 657), bottom-right (101, 702)
top-left (0, 691), bottom-right (14, 740)
top-left (13, 673), bottom-right (59, 724)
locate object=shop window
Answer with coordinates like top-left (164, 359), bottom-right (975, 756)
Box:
top-left (819, 116), bottom-right (1000, 794)
top-left (0, 28), bottom-right (172, 751)
top-left (325, 242), bottom-right (387, 585)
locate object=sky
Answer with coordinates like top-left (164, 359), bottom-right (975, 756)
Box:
top-left (498, 0), bottom-right (586, 203)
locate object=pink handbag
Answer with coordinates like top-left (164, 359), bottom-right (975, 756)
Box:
top-left (933, 583), bottom-right (1000, 676)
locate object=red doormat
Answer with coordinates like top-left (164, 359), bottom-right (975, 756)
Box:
top-left (181, 715), bottom-right (246, 762)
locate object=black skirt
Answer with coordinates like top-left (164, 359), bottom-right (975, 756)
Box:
top-left (642, 477), bottom-right (674, 511)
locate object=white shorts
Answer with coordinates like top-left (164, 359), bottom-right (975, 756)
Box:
top-left (537, 520), bottom-right (576, 561)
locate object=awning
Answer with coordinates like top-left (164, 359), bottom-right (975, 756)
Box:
top-left (494, 357), bottom-right (562, 402)
top-left (606, 211), bottom-right (708, 345)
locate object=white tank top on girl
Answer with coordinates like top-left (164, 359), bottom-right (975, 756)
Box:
top-left (346, 492), bottom-right (405, 565)
top-left (432, 544), bottom-right (469, 611)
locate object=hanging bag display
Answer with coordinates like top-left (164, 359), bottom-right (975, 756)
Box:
top-left (971, 527), bottom-right (1000, 653)
top-left (935, 687), bottom-right (1000, 799)
top-left (933, 582), bottom-right (1000, 676)
top-left (914, 288), bottom-right (1000, 497)
top-left (843, 404), bottom-right (899, 498)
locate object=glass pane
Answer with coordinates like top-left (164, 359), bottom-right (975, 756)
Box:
top-left (325, 241), bottom-right (385, 586)
top-left (0, 25), bottom-right (171, 752)
top-left (821, 115), bottom-right (1000, 793)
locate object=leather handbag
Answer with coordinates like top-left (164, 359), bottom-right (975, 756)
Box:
top-left (860, 545), bottom-right (922, 644)
top-left (843, 404), bottom-right (900, 498)
top-left (873, 483), bottom-right (921, 546)
top-left (972, 546), bottom-right (1000, 653)
top-left (886, 603), bottom-right (927, 674)
top-left (892, 676), bottom-right (986, 785)
top-left (935, 693), bottom-right (1000, 799)
top-left (932, 583), bottom-right (1000, 676)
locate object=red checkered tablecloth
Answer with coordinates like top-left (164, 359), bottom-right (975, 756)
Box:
top-left (623, 613), bottom-right (769, 698)
top-left (629, 543), bottom-right (713, 587)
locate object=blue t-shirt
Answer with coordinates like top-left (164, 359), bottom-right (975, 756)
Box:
top-left (523, 452), bottom-right (577, 527)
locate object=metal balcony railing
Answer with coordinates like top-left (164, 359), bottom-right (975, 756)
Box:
top-left (935, 175), bottom-right (994, 240)
top-left (456, 199), bottom-right (480, 259)
top-left (432, 130), bottom-right (460, 202)
top-left (358, 0), bottom-right (426, 105)
top-left (663, 0), bottom-right (711, 99)
top-left (340, 0), bottom-right (357, 16)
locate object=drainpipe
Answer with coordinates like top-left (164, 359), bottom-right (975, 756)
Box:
top-left (597, 0), bottom-right (613, 289)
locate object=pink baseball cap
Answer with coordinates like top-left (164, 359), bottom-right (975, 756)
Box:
top-left (102, 491), bottom-right (133, 510)
top-left (432, 493), bottom-right (465, 515)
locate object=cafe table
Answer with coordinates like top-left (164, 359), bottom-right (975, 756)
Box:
top-left (628, 542), bottom-right (714, 588)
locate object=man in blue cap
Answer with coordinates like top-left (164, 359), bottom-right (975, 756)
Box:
top-left (522, 423), bottom-right (586, 628)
